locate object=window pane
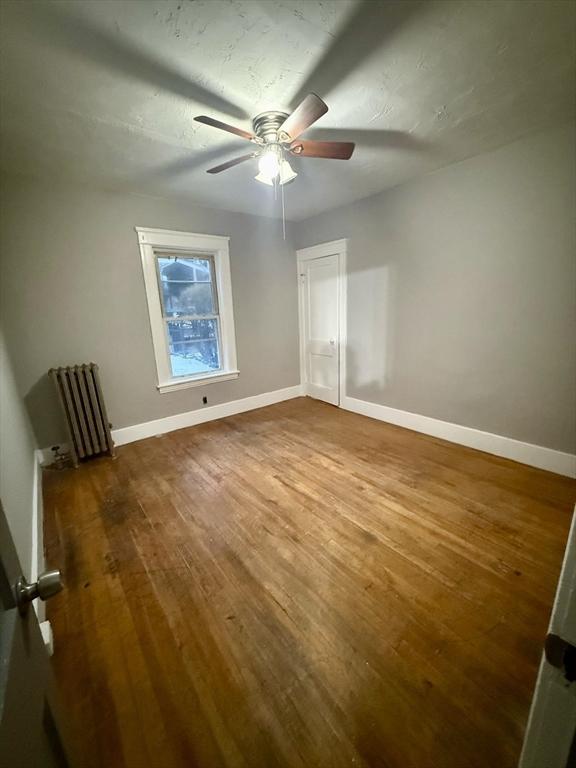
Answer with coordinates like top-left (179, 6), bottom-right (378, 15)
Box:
top-left (157, 256), bottom-right (216, 317)
top-left (167, 318), bottom-right (220, 377)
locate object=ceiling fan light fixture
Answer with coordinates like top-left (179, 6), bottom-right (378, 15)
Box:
top-left (279, 158), bottom-right (297, 184)
top-left (257, 148), bottom-right (281, 181)
top-left (255, 157), bottom-right (297, 186)
top-left (254, 171), bottom-right (274, 186)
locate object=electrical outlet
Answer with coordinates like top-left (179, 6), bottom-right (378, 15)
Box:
top-left (202, 396), bottom-right (208, 405)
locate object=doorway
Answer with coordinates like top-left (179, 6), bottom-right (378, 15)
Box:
top-left (297, 240), bottom-right (347, 406)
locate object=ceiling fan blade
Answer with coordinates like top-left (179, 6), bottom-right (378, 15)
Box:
top-left (195, 116), bottom-right (254, 141)
top-left (279, 94), bottom-right (328, 141)
top-left (303, 128), bottom-right (429, 151)
top-left (206, 153), bottom-right (256, 174)
top-left (135, 141), bottom-right (243, 184)
top-left (290, 140), bottom-right (355, 160)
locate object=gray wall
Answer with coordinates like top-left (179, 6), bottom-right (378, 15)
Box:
top-left (0, 178), bottom-right (300, 447)
top-left (2, 124), bottom-right (574, 456)
top-left (296, 124), bottom-right (576, 453)
top-left (0, 327), bottom-right (38, 577)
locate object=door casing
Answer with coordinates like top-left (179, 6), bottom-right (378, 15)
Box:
top-left (296, 239), bottom-right (347, 407)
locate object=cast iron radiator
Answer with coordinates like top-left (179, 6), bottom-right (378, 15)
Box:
top-left (49, 363), bottom-right (115, 467)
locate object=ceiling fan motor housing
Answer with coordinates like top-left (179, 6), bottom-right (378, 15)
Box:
top-left (252, 111), bottom-right (289, 144)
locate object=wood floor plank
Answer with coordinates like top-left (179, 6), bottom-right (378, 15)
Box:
top-left (43, 397), bottom-right (575, 768)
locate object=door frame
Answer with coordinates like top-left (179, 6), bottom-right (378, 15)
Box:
top-left (296, 239), bottom-right (348, 407)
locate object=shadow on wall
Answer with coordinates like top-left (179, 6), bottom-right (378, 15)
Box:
top-left (24, 373), bottom-right (68, 449)
top-left (345, 262), bottom-right (397, 404)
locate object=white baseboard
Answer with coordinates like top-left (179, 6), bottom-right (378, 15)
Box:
top-left (37, 446), bottom-right (62, 465)
top-left (341, 396), bottom-right (576, 478)
top-left (113, 384), bottom-right (303, 446)
top-left (32, 448), bottom-right (46, 621)
top-left (40, 385), bottom-right (304, 457)
top-left (31, 450), bottom-right (40, 582)
top-left (31, 449), bottom-right (45, 580)
top-left (39, 385), bottom-right (573, 477)
top-left (113, 384), bottom-right (303, 445)
top-left (40, 620), bottom-right (54, 655)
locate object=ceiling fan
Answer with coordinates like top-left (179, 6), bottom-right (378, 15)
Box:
top-left (194, 93), bottom-right (355, 186)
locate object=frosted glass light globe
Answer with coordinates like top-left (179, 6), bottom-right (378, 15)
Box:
top-left (258, 150), bottom-right (280, 180)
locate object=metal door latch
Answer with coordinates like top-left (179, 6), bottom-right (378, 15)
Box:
top-left (545, 633), bottom-right (576, 682)
top-left (15, 570), bottom-right (63, 614)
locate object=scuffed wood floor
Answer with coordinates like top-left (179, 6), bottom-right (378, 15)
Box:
top-left (43, 397), bottom-right (575, 768)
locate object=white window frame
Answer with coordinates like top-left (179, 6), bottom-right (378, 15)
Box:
top-left (135, 227), bottom-right (238, 394)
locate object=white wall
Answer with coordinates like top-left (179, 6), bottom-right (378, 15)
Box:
top-left (0, 327), bottom-right (38, 578)
top-left (296, 124), bottom-right (576, 454)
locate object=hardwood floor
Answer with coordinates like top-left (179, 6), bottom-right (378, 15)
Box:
top-left (43, 397), bottom-right (575, 768)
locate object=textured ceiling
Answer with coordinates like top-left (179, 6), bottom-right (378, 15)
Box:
top-left (0, 0), bottom-right (574, 221)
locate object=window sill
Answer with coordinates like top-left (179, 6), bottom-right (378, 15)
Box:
top-left (157, 370), bottom-right (239, 394)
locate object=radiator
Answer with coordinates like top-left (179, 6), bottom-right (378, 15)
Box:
top-left (49, 363), bottom-right (115, 467)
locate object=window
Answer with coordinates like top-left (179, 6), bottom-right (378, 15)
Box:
top-left (136, 228), bottom-right (238, 393)
top-left (158, 255), bottom-right (220, 378)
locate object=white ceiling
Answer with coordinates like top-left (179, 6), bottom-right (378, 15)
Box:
top-left (0, 0), bottom-right (574, 221)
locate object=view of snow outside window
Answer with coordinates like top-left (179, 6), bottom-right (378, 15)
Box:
top-left (157, 256), bottom-right (221, 377)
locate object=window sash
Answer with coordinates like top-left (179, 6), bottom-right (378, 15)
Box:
top-left (155, 252), bottom-right (219, 319)
top-left (163, 313), bottom-right (221, 375)
top-left (163, 316), bottom-right (223, 377)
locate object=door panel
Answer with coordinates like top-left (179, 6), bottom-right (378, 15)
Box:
top-left (302, 254), bottom-right (339, 406)
top-left (520, 507), bottom-right (576, 767)
top-left (0, 500), bottom-right (72, 768)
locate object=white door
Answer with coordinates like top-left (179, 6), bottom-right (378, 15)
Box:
top-left (519, 507), bottom-right (576, 768)
top-left (300, 254), bottom-right (339, 406)
top-left (0, 499), bottom-right (73, 767)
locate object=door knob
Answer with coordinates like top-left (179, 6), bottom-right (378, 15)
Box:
top-left (15, 569), bottom-right (63, 614)
top-left (329, 339), bottom-right (335, 345)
